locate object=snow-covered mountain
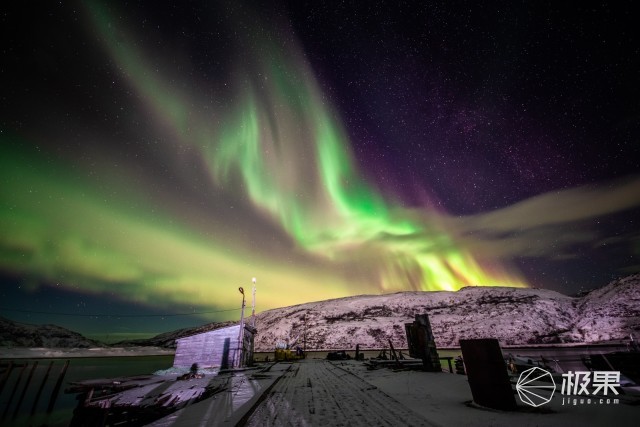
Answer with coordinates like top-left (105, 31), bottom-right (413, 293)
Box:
top-left (253, 274), bottom-right (640, 351)
top-left (3, 275), bottom-right (637, 351)
top-left (573, 274), bottom-right (640, 342)
top-left (0, 316), bottom-right (101, 348)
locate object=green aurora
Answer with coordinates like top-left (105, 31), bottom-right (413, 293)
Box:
top-left (0, 2), bottom-right (528, 319)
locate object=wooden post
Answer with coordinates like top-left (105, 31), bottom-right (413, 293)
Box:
top-left (2, 362), bottom-right (27, 420)
top-left (438, 356), bottom-right (454, 373)
top-left (303, 313), bottom-right (307, 355)
top-left (0, 361), bottom-right (14, 396)
top-left (13, 361), bottom-right (38, 419)
top-left (445, 357), bottom-right (453, 373)
top-left (83, 388), bottom-right (95, 407)
top-left (388, 340), bottom-right (400, 368)
top-left (31, 360), bottom-right (53, 415)
top-left (47, 360), bottom-right (69, 414)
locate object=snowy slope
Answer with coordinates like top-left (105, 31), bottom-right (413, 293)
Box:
top-left (573, 274), bottom-right (640, 342)
top-left (0, 316), bottom-right (101, 348)
top-left (253, 274), bottom-right (640, 351)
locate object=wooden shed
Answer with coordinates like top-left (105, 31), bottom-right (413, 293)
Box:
top-left (173, 324), bottom-right (256, 369)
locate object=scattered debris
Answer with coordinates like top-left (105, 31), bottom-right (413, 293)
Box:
top-left (326, 350), bottom-right (351, 361)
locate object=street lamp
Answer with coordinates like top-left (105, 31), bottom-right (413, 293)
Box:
top-left (238, 287), bottom-right (246, 367)
top-left (251, 278), bottom-right (256, 328)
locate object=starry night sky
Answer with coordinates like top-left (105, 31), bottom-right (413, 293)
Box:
top-left (1, 1), bottom-right (639, 341)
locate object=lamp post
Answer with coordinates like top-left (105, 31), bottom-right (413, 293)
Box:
top-left (251, 277), bottom-right (256, 328)
top-left (238, 286), bottom-right (245, 367)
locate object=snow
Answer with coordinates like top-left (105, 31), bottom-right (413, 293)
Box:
top-left (575, 275), bottom-right (640, 342)
top-left (336, 360), bottom-right (637, 426)
top-left (254, 274), bottom-right (640, 351)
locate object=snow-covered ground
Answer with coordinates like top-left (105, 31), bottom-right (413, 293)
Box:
top-left (244, 359), bottom-right (432, 426)
top-left (336, 359), bottom-right (638, 427)
top-left (136, 359), bottom-right (640, 426)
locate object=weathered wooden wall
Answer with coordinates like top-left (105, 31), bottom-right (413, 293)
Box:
top-left (173, 325), bottom-right (241, 369)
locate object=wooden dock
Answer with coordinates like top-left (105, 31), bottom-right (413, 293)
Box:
top-left (0, 359), bottom-right (69, 424)
top-left (66, 362), bottom-right (290, 426)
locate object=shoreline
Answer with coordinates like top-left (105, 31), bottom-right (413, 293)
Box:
top-left (1, 340), bottom-right (631, 360)
top-left (0, 346), bottom-right (175, 359)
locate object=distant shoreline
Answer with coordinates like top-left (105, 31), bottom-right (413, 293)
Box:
top-left (1, 340), bottom-right (631, 360)
top-left (0, 346), bottom-right (175, 359)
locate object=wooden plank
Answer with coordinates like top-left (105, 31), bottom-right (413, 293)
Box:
top-left (31, 360), bottom-right (53, 415)
top-left (13, 361), bottom-right (38, 419)
top-left (47, 360), bottom-right (69, 414)
top-left (174, 325), bottom-right (242, 368)
top-left (2, 362), bottom-right (27, 420)
top-left (0, 361), bottom-right (14, 396)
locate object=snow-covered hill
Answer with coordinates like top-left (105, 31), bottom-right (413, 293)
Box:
top-left (4, 275), bottom-right (637, 352)
top-left (253, 274), bottom-right (640, 351)
top-left (573, 274), bottom-right (640, 342)
top-left (0, 316), bottom-right (101, 348)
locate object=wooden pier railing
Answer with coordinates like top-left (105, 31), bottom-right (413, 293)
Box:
top-left (0, 359), bottom-right (70, 423)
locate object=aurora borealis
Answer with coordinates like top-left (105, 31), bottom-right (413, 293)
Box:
top-left (1, 1), bottom-right (639, 339)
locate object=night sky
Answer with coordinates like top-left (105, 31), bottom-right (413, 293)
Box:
top-left (1, 1), bottom-right (639, 341)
